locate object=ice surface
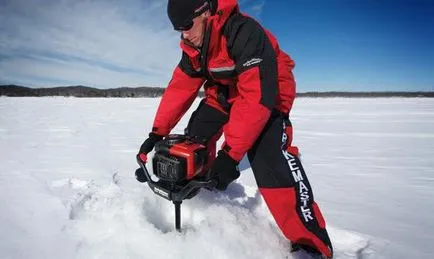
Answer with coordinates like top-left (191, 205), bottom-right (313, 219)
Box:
top-left (1, 97), bottom-right (433, 258)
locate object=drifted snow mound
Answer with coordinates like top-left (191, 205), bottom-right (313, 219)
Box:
top-left (50, 175), bottom-right (372, 259)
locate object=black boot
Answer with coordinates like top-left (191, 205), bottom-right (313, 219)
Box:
top-left (290, 243), bottom-right (328, 259)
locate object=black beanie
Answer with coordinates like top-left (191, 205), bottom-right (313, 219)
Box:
top-left (167, 0), bottom-right (210, 30)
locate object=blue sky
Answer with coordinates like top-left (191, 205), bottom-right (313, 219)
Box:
top-left (260, 1), bottom-right (434, 92)
top-left (0, 0), bottom-right (433, 92)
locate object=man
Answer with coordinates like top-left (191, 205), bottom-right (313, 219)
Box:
top-left (137, 0), bottom-right (333, 258)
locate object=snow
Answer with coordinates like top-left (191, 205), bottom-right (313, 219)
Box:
top-left (1, 97), bottom-right (433, 259)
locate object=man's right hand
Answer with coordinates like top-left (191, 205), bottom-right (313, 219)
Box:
top-left (137, 132), bottom-right (164, 162)
top-left (208, 150), bottom-right (240, 191)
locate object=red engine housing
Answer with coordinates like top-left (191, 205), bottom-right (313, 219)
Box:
top-left (152, 135), bottom-right (208, 181)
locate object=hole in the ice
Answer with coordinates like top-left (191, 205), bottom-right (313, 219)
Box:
top-left (141, 199), bottom-right (174, 234)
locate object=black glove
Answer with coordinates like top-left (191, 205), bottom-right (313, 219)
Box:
top-left (209, 150), bottom-right (240, 191)
top-left (137, 132), bottom-right (164, 162)
top-left (135, 132), bottom-right (164, 183)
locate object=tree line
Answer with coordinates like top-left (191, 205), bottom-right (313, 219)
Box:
top-left (0, 85), bottom-right (433, 98)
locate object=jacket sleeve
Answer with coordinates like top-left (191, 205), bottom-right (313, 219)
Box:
top-left (222, 15), bottom-right (278, 161)
top-left (152, 52), bottom-right (205, 136)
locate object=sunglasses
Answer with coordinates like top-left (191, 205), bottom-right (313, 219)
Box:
top-left (175, 20), bottom-right (194, 31)
top-left (174, 2), bottom-right (209, 31)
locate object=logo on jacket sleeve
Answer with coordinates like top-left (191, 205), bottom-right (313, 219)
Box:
top-left (243, 58), bottom-right (263, 68)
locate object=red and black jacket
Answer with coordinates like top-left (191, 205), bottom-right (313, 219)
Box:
top-left (152, 0), bottom-right (296, 162)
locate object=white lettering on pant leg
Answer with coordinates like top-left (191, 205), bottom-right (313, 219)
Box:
top-left (299, 181), bottom-right (309, 193)
top-left (283, 150), bottom-right (292, 160)
top-left (281, 121), bottom-right (287, 149)
top-left (292, 169), bottom-right (304, 182)
top-left (300, 191), bottom-right (309, 207)
top-left (282, 132), bottom-right (287, 145)
top-left (301, 206), bottom-right (314, 222)
top-left (282, 149), bottom-right (313, 223)
top-left (288, 158), bottom-right (299, 171)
